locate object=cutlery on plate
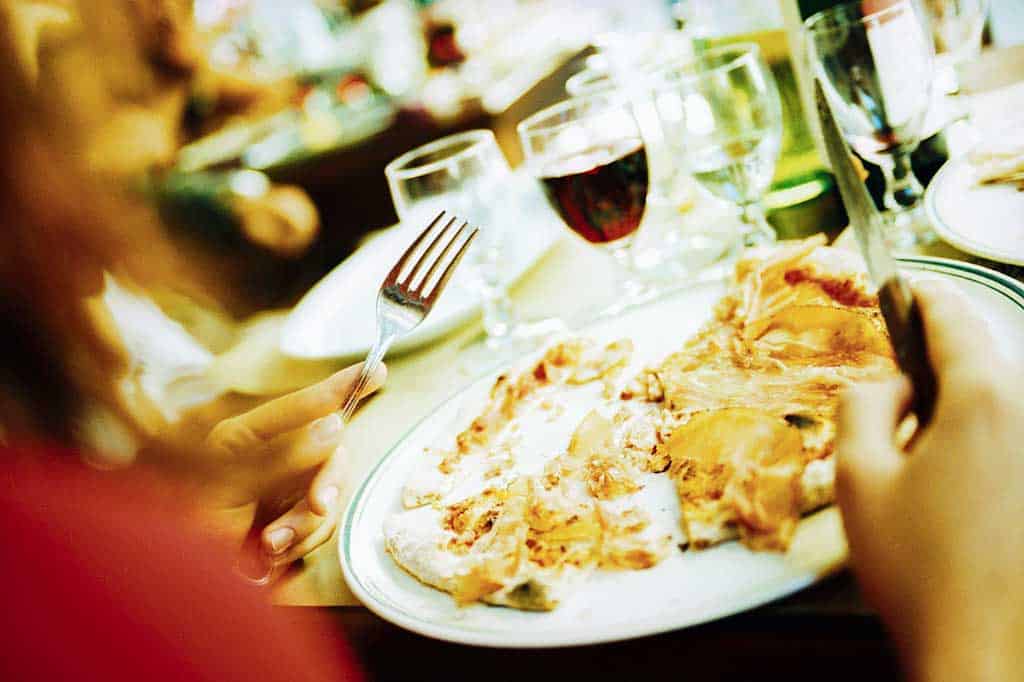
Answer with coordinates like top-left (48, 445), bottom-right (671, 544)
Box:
top-left (814, 81), bottom-right (938, 427)
top-left (338, 210), bottom-right (479, 422)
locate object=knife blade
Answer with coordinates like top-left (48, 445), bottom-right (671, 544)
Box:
top-left (814, 81), bottom-right (937, 427)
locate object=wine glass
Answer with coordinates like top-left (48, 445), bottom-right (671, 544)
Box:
top-left (920, 0), bottom-right (989, 96)
top-left (651, 43), bottom-right (782, 247)
top-left (386, 130), bottom-right (522, 343)
top-left (805, 0), bottom-right (935, 247)
top-left (517, 93), bottom-right (651, 311)
top-left (566, 64), bottom-right (738, 281)
top-left (565, 67), bottom-right (679, 217)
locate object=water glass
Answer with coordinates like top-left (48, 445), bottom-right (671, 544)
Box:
top-left (920, 0), bottom-right (989, 95)
top-left (385, 130), bottom-right (515, 339)
top-left (652, 43), bottom-right (783, 247)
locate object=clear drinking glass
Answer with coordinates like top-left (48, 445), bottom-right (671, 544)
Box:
top-left (805, 0), bottom-right (935, 247)
top-left (651, 43), bottom-right (782, 247)
top-left (920, 0), bottom-right (989, 95)
top-left (386, 130), bottom-right (517, 341)
top-left (517, 93), bottom-right (651, 311)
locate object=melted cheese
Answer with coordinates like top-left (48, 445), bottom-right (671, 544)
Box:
top-left (646, 240), bottom-right (898, 551)
top-left (385, 239), bottom-right (901, 610)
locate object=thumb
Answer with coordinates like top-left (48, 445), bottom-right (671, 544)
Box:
top-left (835, 377), bottom-right (911, 512)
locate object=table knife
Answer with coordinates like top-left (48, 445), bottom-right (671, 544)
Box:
top-left (814, 81), bottom-right (937, 427)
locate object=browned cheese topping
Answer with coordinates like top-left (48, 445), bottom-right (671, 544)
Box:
top-left (636, 237), bottom-right (900, 550)
top-left (392, 239), bottom-right (904, 612)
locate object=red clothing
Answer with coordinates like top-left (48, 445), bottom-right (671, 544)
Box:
top-left (0, 446), bottom-right (363, 681)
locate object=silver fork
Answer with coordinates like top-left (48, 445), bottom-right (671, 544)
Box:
top-left (338, 210), bottom-right (478, 422)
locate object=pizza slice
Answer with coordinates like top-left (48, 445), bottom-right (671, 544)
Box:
top-left (645, 240), bottom-right (899, 551)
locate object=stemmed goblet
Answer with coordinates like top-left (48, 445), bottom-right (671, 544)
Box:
top-left (386, 130), bottom-right (519, 344)
top-left (652, 43), bottom-right (783, 248)
top-left (517, 92), bottom-right (651, 312)
top-left (805, 0), bottom-right (936, 247)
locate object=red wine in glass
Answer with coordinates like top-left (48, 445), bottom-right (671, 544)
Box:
top-left (538, 139), bottom-right (649, 244)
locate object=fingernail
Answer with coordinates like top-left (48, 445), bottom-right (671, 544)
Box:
top-left (312, 414), bottom-right (343, 443)
top-left (235, 551), bottom-right (277, 586)
top-left (266, 527), bottom-right (295, 554)
top-left (317, 486), bottom-right (339, 512)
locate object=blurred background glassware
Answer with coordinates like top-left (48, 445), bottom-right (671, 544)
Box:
top-left (652, 43), bottom-right (783, 247)
top-left (805, 0), bottom-right (936, 248)
top-left (202, 0), bottom-right (361, 78)
top-left (917, 0), bottom-right (990, 155)
top-left (517, 93), bottom-right (651, 310)
top-left (199, 0), bottom-right (427, 99)
top-left (919, 0), bottom-right (989, 96)
top-left (386, 130), bottom-right (520, 343)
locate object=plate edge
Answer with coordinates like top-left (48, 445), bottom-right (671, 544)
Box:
top-left (924, 161), bottom-right (1024, 267)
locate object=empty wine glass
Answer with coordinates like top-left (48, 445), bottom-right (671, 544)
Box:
top-left (805, 0), bottom-right (935, 247)
top-left (517, 93), bottom-right (651, 311)
top-left (920, 0), bottom-right (989, 96)
top-left (651, 43), bottom-right (782, 247)
top-left (386, 130), bottom-right (518, 342)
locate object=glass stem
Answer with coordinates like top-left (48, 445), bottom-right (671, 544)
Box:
top-left (481, 285), bottom-right (514, 343)
top-left (739, 199), bottom-right (776, 247)
top-left (609, 240), bottom-right (645, 303)
top-left (879, 150), bottom-right (924, 212)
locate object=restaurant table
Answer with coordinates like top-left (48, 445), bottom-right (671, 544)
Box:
top-left (199, 49), bottom-right (1024, 680)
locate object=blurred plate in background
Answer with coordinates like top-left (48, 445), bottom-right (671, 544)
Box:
top-left (280, 218), bottom-right (558, 360)
top-left (926, 157), bottom-right (1024, 266)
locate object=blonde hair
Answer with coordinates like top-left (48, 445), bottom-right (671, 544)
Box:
top-left (0, 2), bottom-right (213, 441)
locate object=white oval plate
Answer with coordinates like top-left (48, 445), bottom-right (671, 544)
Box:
top-left (280, 224), bottom-right (559, 360)
top-left (926, 157), bottom-right (1024, 267)
top-left (341, 257), bottom-right (1024, 648)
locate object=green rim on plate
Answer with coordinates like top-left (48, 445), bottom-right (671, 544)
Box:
top-left (925, 160), bottom-right (1024, 268)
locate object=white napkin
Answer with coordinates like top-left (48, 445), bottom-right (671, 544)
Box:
top-left (101, 274), bottom-right (224, 421)
top-left (968, 125), bottom-right (1024, 184)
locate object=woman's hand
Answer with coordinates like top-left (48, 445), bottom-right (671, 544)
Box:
top-left (836, 280), bottom-right (1024, 681)
top-left (182, 362), bottom-right (386, 579)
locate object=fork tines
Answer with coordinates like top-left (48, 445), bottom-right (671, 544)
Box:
top-left (386, 210), bottom-right (478, 302)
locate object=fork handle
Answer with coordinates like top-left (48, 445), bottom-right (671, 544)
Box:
top-left (338, 332), bottom-right (396, 423)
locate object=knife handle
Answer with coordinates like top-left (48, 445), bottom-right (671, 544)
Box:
top-left (878, 279), bottom-right (938, 428)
